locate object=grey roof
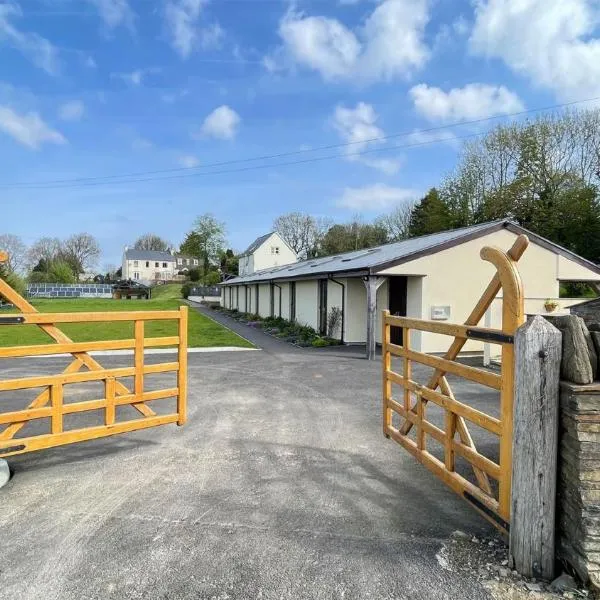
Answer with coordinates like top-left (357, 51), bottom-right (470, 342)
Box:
top-left (240, 232), bottom-right (275, 257)
top-left (221, 219), bottom-right (600, 286)
top-left (124, 249), bottom-right (175, 262)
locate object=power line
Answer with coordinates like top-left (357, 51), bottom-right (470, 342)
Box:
top-left (2, 94), bottom-right (599, 190)
top-left (0, 131), bottom-right (489, 190)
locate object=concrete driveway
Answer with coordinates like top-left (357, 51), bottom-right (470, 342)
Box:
top-left (0, 317), bottom-right (500, 599)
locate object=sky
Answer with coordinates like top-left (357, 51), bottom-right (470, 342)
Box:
top-left (1, 0), bottom-right (600, 268)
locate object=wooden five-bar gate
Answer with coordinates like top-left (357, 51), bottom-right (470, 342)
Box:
top-left (382, 235), bottom-right (528, 533)
top-left (0, 251), bottom-right (187, 458)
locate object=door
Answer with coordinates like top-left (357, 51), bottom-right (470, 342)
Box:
top-left (388, 276), bottom-right (407, 345)
top-left (318, 279), bottom-right (328, 336)
top-left (290, 282), bottom-right (296, 322)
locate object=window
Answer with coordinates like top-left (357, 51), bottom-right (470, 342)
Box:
top-left (182, 258), bottom-right (187, 266)
top-left (193, 259), bottom-right (199, 266)
top-left (145, 261), bottom-right (149, 268)
top-left (133, 272), bottom-right (139, 280)
top-left (133, 260), bottom-right (139, 267)
top-left (177, 258), bottom-right (182, 265)
top-left (271, 246), bottom-right (280, 255)
top-left (155, 262), bottom-right (159, 268)
top-left (162, 262), bottom-right (167, 268)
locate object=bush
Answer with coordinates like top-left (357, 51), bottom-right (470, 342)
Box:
top-left (311, 338), bottom-right (329, 348)
top-left (0, 264), bottom-right (25, 296)
top-left (188, 268), bottom-right (201, 282)
top-left (181, 283), bottom-right (193, 299)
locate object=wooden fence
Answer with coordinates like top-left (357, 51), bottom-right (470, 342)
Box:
top-left (382, 235), bottom-right (528, 533)
top-left (0, 251), bottom-right (188, 458)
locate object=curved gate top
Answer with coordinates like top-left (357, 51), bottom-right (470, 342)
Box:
top-left (382, 234), bottom-right (528, 533)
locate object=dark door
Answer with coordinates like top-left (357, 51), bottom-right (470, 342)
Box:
top-left (388, 276), bottom-right (407, 345)
top-left (290, 282), bottom-right (296, 322)
top-left (318, 279), bottom-right (328, 336)
top-left (270, 283), bottom-right (275, 317)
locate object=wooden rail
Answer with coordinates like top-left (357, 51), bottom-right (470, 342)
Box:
top-left (0, 252), bottom-right (188, 458)
top-left (382, 235), bottom-right (527, 532)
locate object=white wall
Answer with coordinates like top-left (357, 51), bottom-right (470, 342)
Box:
top-left (258, 283), bottom-right (271, 318)
top-left (345, 278), bottom-right (366, 344)
top-left (327, 279), bottom-right (344, 339)
top-left (280, 282), bottom-right (291, 320)
top-left (122, 258), bottom-right (177, 283)
top-left (253, 233), bottom-right (297, 273)
top-left (295, 280), bottom-right (318, 330)
top-left (378, 228), bottom-right (600, 353)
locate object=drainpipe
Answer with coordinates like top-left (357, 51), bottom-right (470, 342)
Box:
top-left (273, 283), bottom-right (282, 318)
top-left (328, 276), bottom-right (345, 344)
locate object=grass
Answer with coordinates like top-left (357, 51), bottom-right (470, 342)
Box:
top-left (0, 284), bottom-right (254, 349)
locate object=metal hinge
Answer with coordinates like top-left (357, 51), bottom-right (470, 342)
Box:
top-left (0, 316), bottom-right (25, 325)
top-left (466, 329), bottom-right (514, 344)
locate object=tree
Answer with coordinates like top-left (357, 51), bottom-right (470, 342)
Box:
top-left (181, 214), bottom-right (226, 274)
top-left (408, 188), bottom-right (453, 237)
top-left (26, 237), bottom-right (61, 271)
top-left (375, 202), bottom-right (416, 242)
top-left (273, 212), bottom-right (331, 258)
top-left (0, 234), bottom-right (26, 273)
top-left (134, 234), bottom-right (170, 252)
top-left (319, 219), bottom-right (388, 256)
top-left (219, 249), bottom-right (238, 277)
top-left (61, 233), bottom-right (100, 275)
top-left (0, 262), bottom-right (25, 296)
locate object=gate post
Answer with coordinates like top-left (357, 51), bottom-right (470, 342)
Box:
top-left (509, 315), bottom-right (562, 580)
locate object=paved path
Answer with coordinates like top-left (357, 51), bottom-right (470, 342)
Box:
top-left (0, 314), bottom-right (499, 599)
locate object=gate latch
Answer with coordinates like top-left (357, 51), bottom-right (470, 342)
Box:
top-left (0, 316), bottom-right (25, 325)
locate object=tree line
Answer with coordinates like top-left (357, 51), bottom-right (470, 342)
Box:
top-left (273, 109), bottom-right (600, 266)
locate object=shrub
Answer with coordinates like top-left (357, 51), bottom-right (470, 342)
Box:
top-left (327, 307), bottom-right (343, 338)
top-left (188, 268), bottom-right (201, 282)
top-left (0, 264), bottom-right (25, 296)
top-left (311, 338), bottom-right (329, 348)
top-left (181, 283), bottom-right (193, 299)
top-left (48, 260), bottom-right (76, 284)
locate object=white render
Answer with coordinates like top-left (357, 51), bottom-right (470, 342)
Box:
top-left (221, 222), bottom-right (600, 355)
top-left (238, 232), bottom-right (297, 277)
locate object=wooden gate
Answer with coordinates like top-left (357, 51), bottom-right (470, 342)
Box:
top-left (0, 251), bottom-right (188, 458)
top-left (382, 235), bottom-right (528, 532)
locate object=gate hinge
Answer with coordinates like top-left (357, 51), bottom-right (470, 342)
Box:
top-left (0, 316), bottom-right (25, 325)
top-left (466, 329), bottom-right (513, 344)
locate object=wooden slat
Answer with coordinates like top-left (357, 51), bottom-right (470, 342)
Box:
top-left (105, 377), bottom-right (116, 426)
top-left (386, 425), bottom-right (501, 518)
top-left (386, 371), bottom-right (502, 435)
top-left (382, 311), bottom-right (392, 435)
top-left (416, 392), bottom-right (425, 450)
top-left (452, 440), bottom-right (501, 480)
top-left (385, 315), bottom-right (508, 342)
top-left (177, 306), bottom-right (188, 426)
top-left (20, 310), bottom-right (182, 324)
top-left (0, 414), bottom-right (179, 458)
top-left (134, 321), bottom-right (144, 399)
top-left (404, 328), bottom-right (411, 411)
top-left (0, 362), bottom-right (178, 392)
top-left (445, 410), bottom-right (456, 472)
top-left (51, 383), bottom-right (63, 434)
top-left (387, 398), bottom-right (445, 443)
top-left (0, 336), bottom-right (180, 359)
top-left (388, 344), bottom-right (502, 390)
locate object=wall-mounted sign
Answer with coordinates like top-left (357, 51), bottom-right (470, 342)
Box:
top-left (431, 305), bottom-right (451, 321)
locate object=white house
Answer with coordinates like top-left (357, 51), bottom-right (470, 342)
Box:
top-left (122, 248), bottom-right (199, 285)
top-left (237, 232), bottom-right (297, 277)
top-left (220, 220), bottom-right (600, 358)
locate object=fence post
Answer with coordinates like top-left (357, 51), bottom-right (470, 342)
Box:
top-left (509, 315), bottom-right (562, 580)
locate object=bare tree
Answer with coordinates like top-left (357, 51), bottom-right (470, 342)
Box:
top-left (375, 201), bottom-right (416, 241)
top-left (62, 233), bottom-right (100, 274)
top-left (134, 234), bottom-right (170, 252)
top-left (273, 212), bottom-right (331, 258)
top-left (26, 237), bottom-right (62, 270)
top-left (0, 234), bottom-right (27, 273)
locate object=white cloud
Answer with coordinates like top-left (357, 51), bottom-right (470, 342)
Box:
top-left (199, 105), bottom-right (240, 140)
top-left (337, 184), bottom-right (417, 210)
top-left (409, 83), bottom-right (524, 122)
top-left (111, 68), bottom-right (159, 86)
top-left (165, 0), bottom-right (222, 58)
top-left (470, 0), bottom-right (600, 100)
top-left (178, 154), bottom-right (200, 167)
top-left (273, 0), bottom-right (430, 82)
top-left (332, 102), bottom-right (401, 174)
top-left (0, 3), bottom-right (59, 74)
top-left (58, 100), bottom-right (85, 122)
top-left (86, 0), bottom-right (134, 29)
top-left (0, 106), bottom-right (66, 149)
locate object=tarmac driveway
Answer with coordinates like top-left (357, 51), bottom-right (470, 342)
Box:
top-left (0, 316), bottom-right (500, 599)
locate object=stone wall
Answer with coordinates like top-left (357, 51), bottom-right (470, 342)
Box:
top-left (557, 381), bottom-right (600, 590)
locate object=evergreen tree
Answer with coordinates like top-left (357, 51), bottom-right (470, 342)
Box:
top-left (408, 188), bottom-right (452, 237)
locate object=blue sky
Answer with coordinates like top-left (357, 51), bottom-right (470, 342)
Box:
top-left (1, 0), bottom-right (599, 268)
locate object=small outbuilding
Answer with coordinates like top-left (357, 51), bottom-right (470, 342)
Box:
top-left (221, 220), bottom-right (600, 358)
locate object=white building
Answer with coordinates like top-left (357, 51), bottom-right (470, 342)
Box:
top-left (237, 232), bottom-right (297, 277)
top-left (122, 248), bottom-right (199, 285)
top-left (221, 220), bottom-right (600, 358)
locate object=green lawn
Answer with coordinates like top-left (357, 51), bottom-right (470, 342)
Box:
top-left (0, 285), bottom-right (253, 349)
